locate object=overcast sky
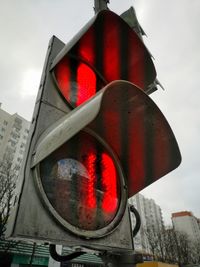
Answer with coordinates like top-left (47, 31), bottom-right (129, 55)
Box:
top-left (0, 0), bottom-right (199, 225)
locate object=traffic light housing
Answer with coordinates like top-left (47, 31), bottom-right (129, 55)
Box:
top-left (6, 10), bottom-right (181, 253)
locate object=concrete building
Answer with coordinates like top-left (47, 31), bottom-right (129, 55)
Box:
top-left (129, 193), bottom-right (164, 254)
top-left (0, 104), bottom-right (30, 182)
top-left (143, 197), bottom-right (164, 230)
top-left (172, 211), bottom-right (200, 242)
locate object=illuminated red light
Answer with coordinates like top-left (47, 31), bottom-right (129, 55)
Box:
top-left (77, 63), bottom-right (96, 106)
top-left (78, 27), bottom-right (95, 66)
top-left (103, 16), bottom-right (120, 81)
top-left (128, 35), bottom-right (145, 89)
top-left (40, 131), bottom-right (120, 231)
top-left (101, 153), bottom-right (118, 213)
top-left (54, 59), bottom-right (101, 108)
top-left (84, 152), bottom-right (97, 209)
top-left (53, 10), bottom-right (156, 109)
top-left (54, 58), bottom-right (71, 103)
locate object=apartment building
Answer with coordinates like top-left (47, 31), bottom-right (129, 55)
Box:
top-left (0, 103), bottom-right (30, 180)
top-left (144, 197), bottom-right (164, 230)
top-left (172, 211), bottom-right (200, 242)
top-left (129, 193), bottom-right (164, 253)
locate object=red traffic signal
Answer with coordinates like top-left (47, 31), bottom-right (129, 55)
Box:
top-left (52, 10), bottom-right (157, 109)
top-left (6, 9), bottom-right (181, 253)
top-left (37, 130), bottom-right (126, 238)
top-left (33, 81), bottom-right (181, 200)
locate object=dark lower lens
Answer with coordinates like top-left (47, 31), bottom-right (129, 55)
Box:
top-left (40, 131), bottom-right (120, 230)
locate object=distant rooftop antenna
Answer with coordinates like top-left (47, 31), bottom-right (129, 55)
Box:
top-left (94, 0), bottom-right (109, 14)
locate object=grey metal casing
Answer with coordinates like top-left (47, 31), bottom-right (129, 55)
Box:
top-left (6, 35), bottom-right (134, 253)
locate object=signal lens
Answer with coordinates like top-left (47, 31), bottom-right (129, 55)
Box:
top-left (40, 131), bottom-right (120, 231)
top-left (54, 58), bottom-right (105, 108)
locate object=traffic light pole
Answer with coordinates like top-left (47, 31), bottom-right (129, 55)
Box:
top-left (99, 205), bottom-right (143, 267)
top-left (100, 252), bottom-right (143, 267)
top-left (94, 0), bottom-right (109, 13)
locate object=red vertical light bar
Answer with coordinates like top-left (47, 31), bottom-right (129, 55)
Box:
top-left (101, 153), bottom-right (118, 213)
top-left (78, 27), bottom-right (95, 66)
top-left (97, 84), bottom-right (122, 162)
top-left (78, 139), bottom-right (97, 230)
top-left (127, 103), bottom-right (146, 192)
top-left (85, 152), bottom-right (97, 209)
top-left (103, 15), bottom-right (120, 82)
top-left (153, 112), bottom-right (171, 179)
top-left (101, 15), bottom-right (124, 177)
top-left (128, 32), bottom-right (145, 90)
top-left (76, 63), bottom-right (97, 106)
top-left (76, 27), bottom-right (97, 106)
top-left (54, 58), bottom-right (71, 103)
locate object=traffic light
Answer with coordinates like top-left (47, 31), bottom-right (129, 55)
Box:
top-left (6, 10), bottom-right (181, 253)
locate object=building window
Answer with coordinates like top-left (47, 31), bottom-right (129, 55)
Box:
top-left (19, 149), bottom-right (24, 155)
top-left (3, 120), bottom-right (8, 126)
top-left (20, 142), bottom-right (26, 149)
top-left (15, 127), bottom-right (20, 133)
top-left (13, 117), bottom-right (22, 131)
top-left (11, 131), bottom-right (19, 140)
top-left (17, 157), bottom-right (22, 163)
top-left (15, 164), bottom-right (21, 171)
top-left (14, 117), bottom-right (22, 124)
top-left (9, 139), bottom-right (16, 147)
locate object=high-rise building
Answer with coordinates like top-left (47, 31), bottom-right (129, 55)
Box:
top-left (129, 193), bottom-right (164, 253)
top-left (0, 104), bottom-right (30, 182)
top-left (172, 211), bottom-right (200, 242)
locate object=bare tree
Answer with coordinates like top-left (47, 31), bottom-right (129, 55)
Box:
top-left (0, 158), bottom-right (41, 266)
top-left (155, 227), bottom-right (166, 262)
top-left (190, 239), bottom-right (200, 265)
top-left (0, 159), bottom-right (17, 238)
top-left (174, 230), bottom-right (194, 266)
top-left (144, 224), bottom-right (160, 260)
top-left (145, 224), bottom-right (171, 262)
top-left (144, 223), bottom-right (198, 266)
top-left (0, 158), bottom-right (19, 265)
top-left (163, 227), bottom-right (178, 263)
top-left (195, 239), bottom-right (200, 263)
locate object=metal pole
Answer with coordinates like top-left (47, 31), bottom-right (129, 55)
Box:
top-left (100, 253), bottom-right (143, 267)
top-left (94, 0), bottom-right (109, 14)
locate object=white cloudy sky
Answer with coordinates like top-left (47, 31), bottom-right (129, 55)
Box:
top-left (0, 0), bottom-right (199, 224)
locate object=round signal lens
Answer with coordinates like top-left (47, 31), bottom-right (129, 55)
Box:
top-left (39, 131), bottom-right (121, 232)
top-left (54, 58), bottom-right (105, 108)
